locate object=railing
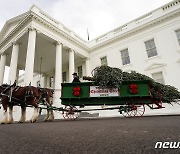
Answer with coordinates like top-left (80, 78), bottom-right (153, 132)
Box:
top-left (89, 0), bottom-right (180, 46)
top-left (135, 13), bottom-right (152, 24)
top-left (162, 0), bottom-right (180, 11)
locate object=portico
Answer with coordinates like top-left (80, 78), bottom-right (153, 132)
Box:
top-left (0, 5), bottom-right (90, 105)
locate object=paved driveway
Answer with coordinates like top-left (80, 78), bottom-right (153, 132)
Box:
top-left (0, 115), bottom-right (180, 154)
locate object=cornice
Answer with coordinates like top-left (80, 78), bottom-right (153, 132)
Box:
top-left (1, 5), bottom-right (180, 54)
top-left (0, 11), bottom-right (90, 53)
top-left (0, 11), bottom-right (31, 39)
top-left (0, 13), bottom-right (33, 49)
top-left (30, 12), bottom-right (89, 52)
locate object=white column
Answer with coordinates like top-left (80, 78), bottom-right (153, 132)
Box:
top-left (43, 75), bottom-right (47, 88)
top-left (54, 42), bottom-right (62, 105)
top-left (85, 57), bottom-right (91, 76)
top-left (0, 54), bottom-right (6, 84)
top-left (24, 28), bottom-right (36, 86)
top-left (16, 69), bottom-right (19, 85)
top-left (69, 49), bottom-right (75, 82)
top-left (8, 42), bottom-right (19, 84)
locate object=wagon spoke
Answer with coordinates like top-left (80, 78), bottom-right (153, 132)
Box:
top-left (62, 106), bottom-right (79, 120)
top-left (122, 100), bottom-right (145, 118)
top-left (135, 104), bottom-right (145, 117)
top-left (127, 108), bottom-right (137, 117)
top-left (122, 104), bottom-right (131, 117)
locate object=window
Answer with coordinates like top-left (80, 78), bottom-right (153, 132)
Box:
top-left (145, 39), bottom-right (158, 58)
top-left (175, 29), bottom-right (180, 45)
top-left (62, 72), bottom-right (66, 82)
top-left (152, 72), bottom-right (165, 84)
top-left (78, 66), bottom-right (83, 78)
top-left (120, 48), bottom-right (130, 65)
top-left (49, 76), bottom-right (54, 88)
top-left (101, 56), bottom-right (108, 66)
top-left (37, 81), bottom-right (40, 87)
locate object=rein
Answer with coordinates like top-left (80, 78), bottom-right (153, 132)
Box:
top-left (0, 84), bottom-right (53, 107)
top-left (0, 84), bottom-right (36, 106)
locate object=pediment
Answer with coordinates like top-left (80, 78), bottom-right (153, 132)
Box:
top-left (0, 12), bottom-right (29, 40)
top-left (145, 63), bottom-right (166, 71)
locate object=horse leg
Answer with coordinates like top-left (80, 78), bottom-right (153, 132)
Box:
top-left (1, 108), bottom-right (8, 124)
top-left (8, 105), bottom-right (14, 124)
top-left (1, 97), bottom-right (8, 124)
top-left (48, 104), bottom-right (54, 121)
top-left (43, 105), bottom-right (50, 122)
top-left (44, 98), bottom-right (54, 122)
top-left (48, 96), bottom-right (54, 121)
top-left (19, 106), bottom-right (26, 123)
top-left (48, 110), bottom-right (54, 121)
top-left (30, 107), bottom-right (39, 123)
top-left (44, 105), bottom-right (54, 122)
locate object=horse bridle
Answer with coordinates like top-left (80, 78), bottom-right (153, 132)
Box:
top-left (25, 85), bottom-right (36, 100)
top-left (0, 84), bottom-right (15, 102)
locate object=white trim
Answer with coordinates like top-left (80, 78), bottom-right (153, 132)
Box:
top-left (145, 63), bottom-right (166, 71)
top-left (145, 63), bottom-right (167, 84)
top-left (171, 26), bottom-right (180, 52)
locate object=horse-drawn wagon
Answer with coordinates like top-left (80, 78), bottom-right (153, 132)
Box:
top-left (60, 80), bottom-right (164, 119)
top-left (0, 77), bottom-right (179, 123)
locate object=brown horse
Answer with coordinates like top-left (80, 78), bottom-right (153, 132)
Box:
top-left (0, 84), bottom-right (11, 123)
top-left (0, 84), bottom-right (42, 124)
top-left (38, 87), bottom-right (54, 122)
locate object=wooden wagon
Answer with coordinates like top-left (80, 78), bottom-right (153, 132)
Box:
top-left (60, 80), bottom-right (164, 119)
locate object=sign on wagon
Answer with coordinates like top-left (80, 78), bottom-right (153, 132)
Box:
top-left (90, 86), bottom-right (120, 97)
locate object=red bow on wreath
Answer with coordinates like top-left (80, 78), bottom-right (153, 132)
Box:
top-left (73, 86), bottom-right (81, 97)
top-left (129, 84), bottom-right (138, 94)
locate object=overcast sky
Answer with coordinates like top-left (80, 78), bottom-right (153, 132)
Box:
top-left (0, 0), bottom-right (174, 83)
top-left (0, 0), bottom-right (173, 40)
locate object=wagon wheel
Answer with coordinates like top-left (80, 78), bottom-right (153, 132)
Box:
top-left (62, 106), bottom-right (79, 120)
top-left (127, 104), bottom-right (137, 117)
top-left (122, 101), bottom-right (145, 117)
top-left (127, 102), bottom-right (145, 117)
top-left (134, 103), bottom-right (145, 117)
top-left (121, 104), bottom-right (131, 117)
top-left (121, 103), bottom-right (136, 117)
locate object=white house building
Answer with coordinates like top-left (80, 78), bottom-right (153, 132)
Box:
top-left (0, 0), bottom-right (180, 119)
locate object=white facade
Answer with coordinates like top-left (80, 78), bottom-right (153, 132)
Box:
top-left (0, 0), bottom-right (180, 119)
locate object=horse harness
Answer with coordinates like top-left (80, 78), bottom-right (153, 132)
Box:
top-left (38, 88), bottom-right (53, 105)
top-left (0, 84), bottom-right (38, 106)
top-left (0, 83), bottom-right (54, 107)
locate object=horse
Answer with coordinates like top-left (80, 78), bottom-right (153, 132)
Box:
top-left (0, 83), bottom-right (42, 124)
top-left (38, 87), bottom-right (54, 122)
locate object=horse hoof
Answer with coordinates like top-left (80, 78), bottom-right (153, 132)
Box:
top-left (43, 118), bottom-right (48, 122)
top-left (7, 122), bottom-right (14, 124)
top-left (1, 121), bottom-right (7, 124)
top-left (7, 119), bottom-right (14, 124)
top-left (30, 119), bottom-right (37, 123)
top-left (47, 119), bottom-right (54, 122)
top-left (18, 121), bottom-right (24, 123)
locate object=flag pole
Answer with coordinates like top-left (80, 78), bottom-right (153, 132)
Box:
top-left (87, 28), bottom-right (89, 41)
